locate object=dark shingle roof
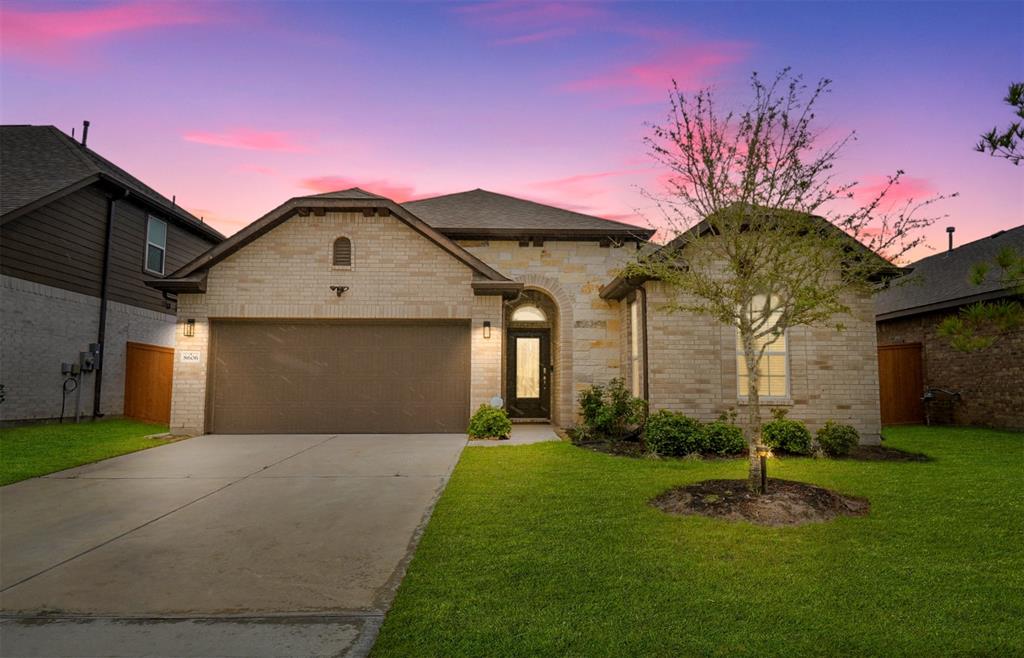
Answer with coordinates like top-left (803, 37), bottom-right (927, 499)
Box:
top-left (875, 225), bottom-right (1024, 319)
top-left (405, 189), bottom-right (654, 239)
top-left (0, 125), bottom-right (224, 241)
top-left (300, 188), bottom-right (388, 201)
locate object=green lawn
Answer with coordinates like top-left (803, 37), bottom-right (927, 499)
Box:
top-left (373, 426), bottom-right (1024, 657)
top-left (0, 419), bottom-right (172, 486)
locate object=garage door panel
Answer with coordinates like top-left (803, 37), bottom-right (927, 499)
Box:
top-left (208, 321), bottom-right (470, 434)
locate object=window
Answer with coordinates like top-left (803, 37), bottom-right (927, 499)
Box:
top-left (629, 299), bottom-right (642, 395)
top-left (511, 305), bottom-right (546, 322)
top-left (736, 295), bottom-right (788, 398)
top-left (145, 216), bottom-right (167, 275)
top-left (333, 237), bottom-right (352, 267)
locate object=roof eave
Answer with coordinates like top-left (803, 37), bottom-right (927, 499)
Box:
top-left (438, 227), bottom-right (655, 242)
top-left (145, 273), bottom-right (208, 294)
top-left (876, 288), bottom-right (1018, 322)
top-left (472, 280), bottom-right (524, 299)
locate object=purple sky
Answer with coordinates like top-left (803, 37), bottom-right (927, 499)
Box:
top-left (1, 1), bottom-right (1021, 259)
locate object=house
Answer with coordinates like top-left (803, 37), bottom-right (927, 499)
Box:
top-left (149, 187), bottom-right (883, 443)
top-left (0, 125), bottom-right (225, 425)
top-left (875, 225), bottom-right (1024, 429)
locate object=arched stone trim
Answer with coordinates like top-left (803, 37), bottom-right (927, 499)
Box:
top-left (515, 274), bottom-right (574, 427)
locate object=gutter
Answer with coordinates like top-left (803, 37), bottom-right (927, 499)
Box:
top-left (93, 188), bottom-right (129, 418)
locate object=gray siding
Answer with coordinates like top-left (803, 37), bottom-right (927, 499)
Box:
top-left (1, 184), bottom-right (217, 313)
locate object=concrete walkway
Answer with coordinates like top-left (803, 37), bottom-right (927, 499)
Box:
top-left (0, 433), bottom-right (466, 657)
top-left (467, 422), bottom-right (563, 447)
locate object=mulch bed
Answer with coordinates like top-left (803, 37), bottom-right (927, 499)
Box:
top-left (651, 479), bottom-right (870, 527)
top-left (846, 445), bottom-right (932, 462)
top-left (573, 439), bottom-right (647, 457)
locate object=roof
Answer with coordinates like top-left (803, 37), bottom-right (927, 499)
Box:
top-left (0, 125), bottom-right (224, 242)
top-left (875, 225), bottom-right (1024, 320)
top-left (147, 188), bottom-right (521, 296)
top-left (405, 189), bottom-right (655, 240)
top-left (600, 205), bottom-right (900, 300)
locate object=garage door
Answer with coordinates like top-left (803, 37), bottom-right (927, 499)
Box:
top-left (208, 320), bottom-right (471, 434)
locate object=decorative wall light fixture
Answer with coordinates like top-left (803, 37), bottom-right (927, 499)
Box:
top-left (483, 321), bottom-right (492, 339)
top-left (183, 319), bottom-right (196, 337)
top-left (330, 285), bottom-right (350, 297)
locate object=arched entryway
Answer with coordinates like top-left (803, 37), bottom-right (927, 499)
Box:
top-left (505, 289), bottom-right (559, 421)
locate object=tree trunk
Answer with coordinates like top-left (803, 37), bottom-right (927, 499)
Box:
top-left (742, 332), bottom-right (763, 492)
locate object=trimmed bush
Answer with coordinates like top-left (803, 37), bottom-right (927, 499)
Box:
top-left (576, 378), bottom-right (647, 441)
top-left (644, 410), bottom-right (704, 457)
top-left (700, 420), bottom-right (746, 455)
top-left (761, 409), bottom-right (812, 454)
top-left (467, 404), bottom-right (512, 440)
top-left (816, 421), bottom-right (859, 457)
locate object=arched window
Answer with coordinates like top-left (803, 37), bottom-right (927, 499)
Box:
top-left (511, 305), bottom-right (546, 322)
top-left (332, 237), bottom-right (352, 267)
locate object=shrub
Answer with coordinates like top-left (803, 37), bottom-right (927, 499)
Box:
top-left (576, 378), bottom-right (647, 441)
top-left (700, 420), bottom-right (746, 455)
top-left (467, 404), bottom-right (512, 440)
top-left (761, 408), bottom-right (812, 454)
top-left (816, 421), bottom-right (859, 457)
top-left (644, 410), bottom-right (704, 456)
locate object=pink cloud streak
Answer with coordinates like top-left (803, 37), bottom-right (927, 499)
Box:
top-left (564, 43), bottom-right (750, 103)
top-left (183, 129), bottom-right (310, 153)
top-left (298, 176), bottom-right (438, 203)
top-left (0, 1), bottom-right (212, 64)
top-left (852, 175), bottom-right (935, 205)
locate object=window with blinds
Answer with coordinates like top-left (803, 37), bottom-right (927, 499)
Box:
top-left (736, 295), bottom-right (788, 398)
top-left (332, 237), bottom-right (352, 267)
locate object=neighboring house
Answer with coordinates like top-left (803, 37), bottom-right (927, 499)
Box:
top-left (151, 187), bottom-right (883, 443)
top-left (875, 226), bottom-right (1024, 429)
top-left (0, 125), bottom-right (224, 425)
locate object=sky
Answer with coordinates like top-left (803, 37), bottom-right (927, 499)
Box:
top-left (1, 0), bottom-right (1021, 260)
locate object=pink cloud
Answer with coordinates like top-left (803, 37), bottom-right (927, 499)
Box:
top-left (563, 43), bottom-right (750, 103)
top-left (454, 1), bottom-right (609, 27)
top-left (298, 176), bottom-right (438, 202)
top-left (183, 129), bottom-right (309, 153)
top-left (0, 1), bottom-right (212, 65)
top-left (529, 169), bottom-right (646, 198)
top-left (852, 176), bottom-right (935, 205)
top-left (494, 28), bottom-right (575, 45)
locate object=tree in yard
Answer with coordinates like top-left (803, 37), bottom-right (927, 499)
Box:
top-left (976, 82), bottom-right (1024, 165)
top-left (626, 69), bottom-right (950, 490)
top-left (937, 246), bottom-right (1024, 351)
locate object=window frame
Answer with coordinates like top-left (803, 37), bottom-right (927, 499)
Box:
top-left (144, 215), bottom-right (167, 276)
top-left (629, 299), bottom-right (642, 396)
top-left (331, 236), bottom-right (354, 270)
top-left (736, 327), bottom-right (790, 401)
top-left (511, 305), bottom-right (546, 322)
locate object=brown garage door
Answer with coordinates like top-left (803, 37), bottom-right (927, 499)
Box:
top-left (208, 320), bottom-right (471, 434)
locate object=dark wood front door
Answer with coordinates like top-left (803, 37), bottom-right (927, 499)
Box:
top-left (507, 329), bottom-right (551, 419)
top-left (878, 343), bottom-right (925, 425)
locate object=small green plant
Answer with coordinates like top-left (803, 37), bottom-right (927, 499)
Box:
top-left (761, 408), bottom-right (812, 454)
top-left (576, 378), bottom-right (647, 441)
top-left (700, 420), bottom-right (746, 455)
top-left (816, 421), bottom-right (859, 457)
top-left (467, 404), bottom-right (512, 440)
top-left (644, 410), bottom-right (704, 456)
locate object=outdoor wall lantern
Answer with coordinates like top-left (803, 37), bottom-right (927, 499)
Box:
top-left (329, 285), bottom-right (350, 297)
top-left (183, 319), bottom-right (195, 337)
top-left (755, 444), bottom-right (771, 494)
top-left (483, 321), bottom-right (492, 339)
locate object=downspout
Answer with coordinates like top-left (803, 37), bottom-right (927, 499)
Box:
top-left (92, 188), bottom-right (128, 418)
top-left (639, 284), bottom-right (650, 402)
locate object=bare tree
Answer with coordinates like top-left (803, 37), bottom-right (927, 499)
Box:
top-left (627, 70), bottom-right (950, 490)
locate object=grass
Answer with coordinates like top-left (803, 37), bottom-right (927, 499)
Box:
top-left (373, 426), bottom-right (1024, 657)
top-left (0, 419), bottom-right (171, 486)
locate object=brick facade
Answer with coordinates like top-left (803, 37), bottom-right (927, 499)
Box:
top-left (877, 311), bottom-right (1024, 429)
top-left (169, 212), bottom-right (502, 435)
top-left (457, 240), bottom-right (636, 425)
top-left (642, 281), bottom-right (882, 443)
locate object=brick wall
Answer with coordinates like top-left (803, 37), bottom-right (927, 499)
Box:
top-left (877, 310), bottom-right (1024, 429)
top-left (644, 280), bottom-right (882, 444)
top-left (169, 212), bottom-right (502, 435)
top-left (458, 240), bottom-right (636, 426)
top-left (1, 275), bottom-right (175, 422)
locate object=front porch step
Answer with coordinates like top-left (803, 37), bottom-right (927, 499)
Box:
top-left (511, 418), bottom-right (550, 424)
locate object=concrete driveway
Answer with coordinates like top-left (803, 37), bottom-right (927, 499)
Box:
top-left (0, 433), bottom-right (466, 657)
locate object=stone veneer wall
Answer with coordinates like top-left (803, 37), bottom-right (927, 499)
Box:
top-left (643, 281), bottom-right (882, 443)
top-left (0, 275), bottom-right (175, 422)
top-left (169, 212), bottom-right (503, 435)
top-left (877, 310), bottom-right (1024, 430)
top-left (457, 240), bottom-right (637, 426)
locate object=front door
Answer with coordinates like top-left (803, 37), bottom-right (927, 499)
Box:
top-left (507, 329), bottom-right (551, 419)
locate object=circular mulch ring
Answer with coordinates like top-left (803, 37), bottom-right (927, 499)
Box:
top-left (651, 479), bottom-right (870, 527)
